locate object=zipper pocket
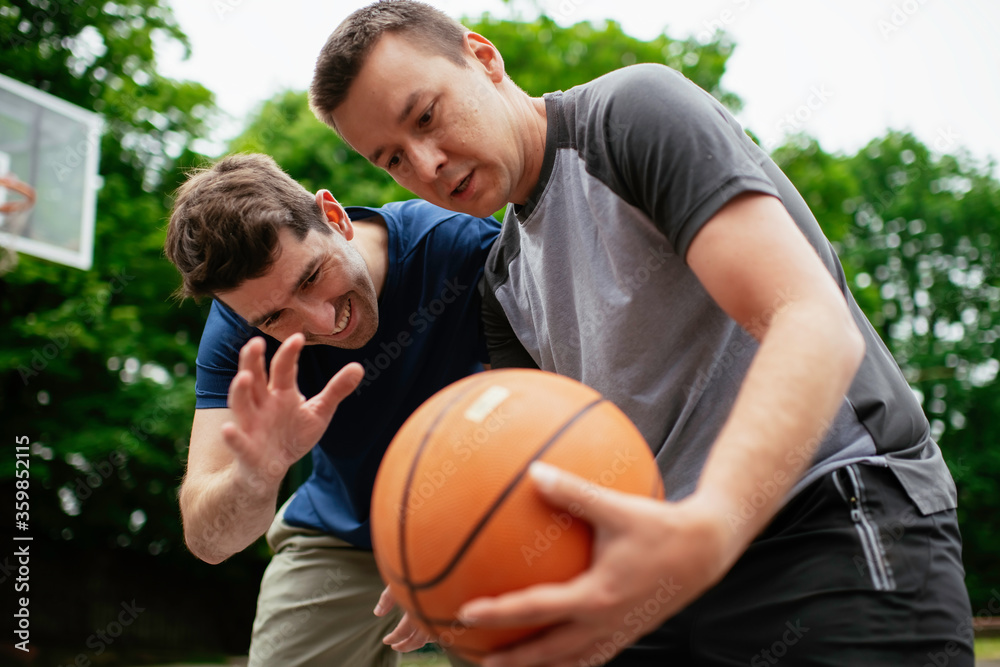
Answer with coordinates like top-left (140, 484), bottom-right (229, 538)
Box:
top-left (832, 464), bottom-right (897, 592)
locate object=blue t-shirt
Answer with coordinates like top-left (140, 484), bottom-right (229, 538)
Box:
top-left (194, 200), bottom-right (501, 548)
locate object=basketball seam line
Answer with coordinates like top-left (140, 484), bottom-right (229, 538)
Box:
top-left (407, 396), bottom-right (606, 590)
top-left (397, 373), bottom-right (501, 636)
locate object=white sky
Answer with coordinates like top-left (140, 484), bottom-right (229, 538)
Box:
top-left (158, 0), bottom-right (1000, 172)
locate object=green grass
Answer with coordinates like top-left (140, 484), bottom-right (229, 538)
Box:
top-left (400, 651), bottom-right (450, 667)
top-left (978, 637), bottom-right (1000, 660)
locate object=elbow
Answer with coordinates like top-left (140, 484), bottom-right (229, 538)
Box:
top-left (834, 306), bottom-right (866, 383)
top-left (183, 528), bottom-right (228, 565)
top-left (179, 494), bottom-right (226, 565)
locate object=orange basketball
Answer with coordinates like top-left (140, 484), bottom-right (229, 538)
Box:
top-left (370, 368), bottom-right (664, 661)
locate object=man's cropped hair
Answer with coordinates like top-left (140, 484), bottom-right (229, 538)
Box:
top-left (165, 153), bottom-right (331, 299)
top-left (310, 0), bottom-right (468, 130)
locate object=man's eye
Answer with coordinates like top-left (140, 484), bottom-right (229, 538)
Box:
top-left (418, 108), bottom-right (432, 127)
top-left (263, 312), bottom-right (281, 328)
top-left (305, 269), bottom-right (320, 286)
top-left (386, 155), bottom-right (400, 170)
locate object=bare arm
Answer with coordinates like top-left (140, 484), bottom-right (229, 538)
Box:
top-left (179, 407), bottom-right (283, 564)
top-left (686, 192), bottom-right (866, 548)
top-left (178, 334), bottom-right (364, 564)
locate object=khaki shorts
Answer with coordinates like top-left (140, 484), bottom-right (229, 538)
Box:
top-left (248, 499), bottom-right (477, 667)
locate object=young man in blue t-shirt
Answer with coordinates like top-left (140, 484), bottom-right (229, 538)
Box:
top-left (164, 153), bottom-right (498, 666)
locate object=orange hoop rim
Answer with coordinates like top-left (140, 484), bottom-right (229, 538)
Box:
top-left (0, 174), bottom-right (37, 214)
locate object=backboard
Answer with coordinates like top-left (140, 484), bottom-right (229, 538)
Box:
top-left (0, 72), bottom-right (102, 271)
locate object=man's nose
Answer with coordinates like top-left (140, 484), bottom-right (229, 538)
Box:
top-left (301, 300), bottom-right (339, 335)
top-left (410, 139), bottom-right (445, 183)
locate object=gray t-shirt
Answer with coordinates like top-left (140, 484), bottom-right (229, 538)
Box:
top-left (482, 64), bottom-right (956, 515)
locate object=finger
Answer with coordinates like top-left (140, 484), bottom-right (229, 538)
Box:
top-left (388, 628), bottom-right (431, 653)
top-left (226, 369), bottom-right (257, 417)
top-left (269, 333), bottom-right (305, 392)
top-left (238, 337), bottom-right (268, 407)
top-left (459, 576), bottom-right (593, 628)
top-left (309, 362), bottom-right (365, 417)
top-left (529, 461), bottom-right (629, 529)
top-left (374, 586), bottom-right (396, 616)
top-left (382, 614), bottom-right (430, 652)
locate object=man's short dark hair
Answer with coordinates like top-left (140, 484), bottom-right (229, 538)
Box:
top-left (164, 153), bottom-right (330, 300)
top-left (310, 0), bottom-right (468, 130)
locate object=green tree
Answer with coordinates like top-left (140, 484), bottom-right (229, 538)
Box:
top-left (464, 13), bottom-right (740, 111)
top-left (0, 4), bottom-right (275, 657)
top-left (774, 132), bottom-right (1000, 607)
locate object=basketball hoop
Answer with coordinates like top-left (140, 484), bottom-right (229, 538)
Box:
top-left (0, 172), bottom-right (36, 273)
top-left (0, 173), bottom-right (36, 214)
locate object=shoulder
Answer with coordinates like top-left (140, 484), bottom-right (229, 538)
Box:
top-left (569, 64), bottom-right (730, 139)
top-left (376, 200), bottom-right (500, 257)
top-left (201, 300), bottom-right (253, 344)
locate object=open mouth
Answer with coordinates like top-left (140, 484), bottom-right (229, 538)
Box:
top-left (330, 299), bottom-right (352, 335)
top-left (452, 172), bottom-right (472, 197)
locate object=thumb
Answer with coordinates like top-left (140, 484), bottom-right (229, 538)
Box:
top-left (529, 460), bottom-right (627, 530)
top-left (310, 362), bottom-right (365, 417)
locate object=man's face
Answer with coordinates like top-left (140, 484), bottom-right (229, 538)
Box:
top-left (331, 33), bottom-right (529, 218)
top-left (218, 225), bottom-right (378, 349)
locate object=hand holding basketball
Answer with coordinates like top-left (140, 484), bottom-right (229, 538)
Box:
top-left (370, 369), bottom-right (664, 662)
top-left (457, 468), bottom-right (742, 667)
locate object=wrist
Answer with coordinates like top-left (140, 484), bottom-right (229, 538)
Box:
top-left (230, 459), bottom-right (285, 503)
top-left (683, 486), bottom-right (755, 564)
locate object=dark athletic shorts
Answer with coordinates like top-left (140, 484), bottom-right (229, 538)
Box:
top-left (606, 463), bottom-right (973, 667)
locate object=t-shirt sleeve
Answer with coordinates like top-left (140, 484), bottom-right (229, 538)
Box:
top-left (415, 205), bottom-right (503, 366)
top-left (594, 65), bottom-right (781, 259)
top-left (480, 274), bottom-right (539, 370)
top-left (194, 300), bottom-right (256, 409)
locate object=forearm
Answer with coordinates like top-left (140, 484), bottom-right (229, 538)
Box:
top-left (180, 462), bottom-right (283, 564)
top-left (695, 297), bottom-right (865, 550)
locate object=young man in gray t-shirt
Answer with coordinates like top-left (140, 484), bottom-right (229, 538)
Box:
top-left (310, 2), bottom-right (973, 665)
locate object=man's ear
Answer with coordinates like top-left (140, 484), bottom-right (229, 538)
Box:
top-left (315, 189), bottom-right (354, 241)
top-left (465, 32), bottom-right (505, 84)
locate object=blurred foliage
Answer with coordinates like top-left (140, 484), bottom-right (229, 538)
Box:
top-left (228, 90), bottom-right (411, 208)
top-left (0, 2), bottom-right (997, 652)
top-left (774, 133), bottom-right (1000, 604)
top-left (0, 0), bottom-right (212, 563)
top-left (464, 13), bottom-right (742, 112)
